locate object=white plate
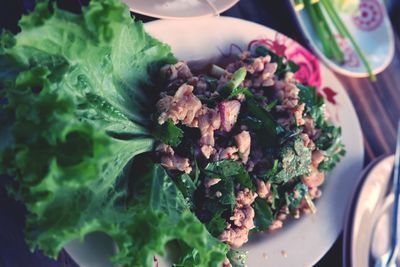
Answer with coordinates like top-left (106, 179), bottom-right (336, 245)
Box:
top-left (65, 17), bottom-right (364, 267)
top-left (287, 0), bottom-right (395, 78)
top-left (122, 0), bottom-right (239, 19)
top-left (343, 156), bottom-right (393, 267)
top-left (343, 155), bottom-right (394, 267)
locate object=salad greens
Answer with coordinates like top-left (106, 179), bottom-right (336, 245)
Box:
top-left (272, 137), bottom-right (312, 184)
top-left (253, 197), bottom-right (274, 231)
top-left (153, 119), bottom-right (184, 147)
top-left (0, 0), bottom-right (227, 266)
top-left (298, 84), bottom-right (346, 171)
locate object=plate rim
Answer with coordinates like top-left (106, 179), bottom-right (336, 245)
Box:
top-left (343, 154), bottom-right (394, 267)
top-left (342, 154), bottom-right (389, 267)
top-left (124, 0), bottom-right (240, 20)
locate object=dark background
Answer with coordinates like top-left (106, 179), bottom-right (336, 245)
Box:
top-left (1, 0), bottom-right (399, 266)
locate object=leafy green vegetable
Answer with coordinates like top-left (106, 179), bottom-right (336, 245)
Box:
top-left (298, 84), bottom-right (323, 112)
top-left (204, 160), bottom-right (242, 177)
top-left (202, 162), bottom-right (242, 213)
top-left (220, 67), bottom-right (247, 92)
top-left (242, 98), bottom-right (278, 149)
top-left (286, 182), bottom-right (308, 210)
top-left (167, 241), bottom-right (203, 267)
top-left (226, 86), bottom-right (253, 100)
top-left (298, 84), bottom-right (346, 172)
top-left (246, 99), bottom-right (277, 136)
top-left (263, 99), bottom-right (278, 112)
top-left (206, 212), bottom-right (226, 237)
top-left (153, 118), bottom-right (183, 147)
top-left (210, 176), bottom-right (236, 209)
top-left (203, 75), bottom-right (219, 91)
top-left (270, 184), bottom-right (280, 210)
top-left (272, 137), bottom-right (312, 184)
top-left (204, 160), bottom-right (255, 191)
top-left (318, 134), bottom-right (346, 172)
top-left (316, 126), bottom-right (346, 172)
top-left (288, 60), bottom-right (301, 73)
top-left (235, 166), bottom-right (255, 191)
top-left (118, 159), bottom-right (228, 267)
top-left (174, 173), bottom-right (197, 208)
top-left (253, 197), bottom-right (274, 231)
top-left (227, 249), bottom-right (249, 267)
top-left (0, 1), bottom-right (229, 266)
top-left (258, 159), bottom-right (279, 181)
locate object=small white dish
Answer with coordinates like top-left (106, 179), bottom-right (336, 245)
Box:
top-left (65, 17), bottom-right (364, 267)
top-left (343, 155), bottom-right (395, 267)
top-left (287, 0), bottom-right (395, 78)
top-left (122, 0), bottom-right (239, 19)
top-left (342, 155), bottom-right (385, 267)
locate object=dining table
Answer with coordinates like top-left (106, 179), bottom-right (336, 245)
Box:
top-left (0, 0), bottom-right (399, 266)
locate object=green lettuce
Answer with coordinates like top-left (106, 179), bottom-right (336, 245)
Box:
top-left (0, 0), bottom-right (228, 266)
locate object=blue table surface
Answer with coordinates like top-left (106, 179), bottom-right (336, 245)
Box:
top-left (1, 0), bottom-right (399, 267)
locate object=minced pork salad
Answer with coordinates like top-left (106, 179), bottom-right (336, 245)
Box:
top-left (0, 1), bottom-right (345, 266)
top-left (154, 46), bottom-right (346, 265)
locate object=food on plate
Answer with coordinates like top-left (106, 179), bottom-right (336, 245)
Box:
top-left (154, 43), bottom-right (345, 262)
top-left (0, 0), bottom-right (345, 266)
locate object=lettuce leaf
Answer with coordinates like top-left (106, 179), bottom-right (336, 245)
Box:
top-left (114, 157), bottom-right (228, 267)
top-left (0, 0), bottom-right (228, 266)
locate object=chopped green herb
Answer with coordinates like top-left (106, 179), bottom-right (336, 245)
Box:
top-left (209, 176), bottom-right (236, 211)
top-left (253, 197), bottom-right (274, 231)
top-left (244, 98), bottom-right (278, 149)
top-left (271, 184), bottom-right (280, 210)
top-left (287, 182), bottom-right (308, 210)
top-left (204, 160), bottom-right (255, 191)
top-left (176, 173), bottom-right (197, 205)
top-left (227, 86), bottom-right (253, 100)
top-left (153, 119), bottom-right (183, 147)
top-left (223, 67), bottom-right (247, 91)
top-left (206, 212), bottom-right (226, 237)
top-left (264, 99), bottom-right (278, 112)
top-left (227, 249), bottom-right (249, 267)
top-left (261, 159), bottom-right (279, 180)
top-left (297, 84), bottom-right (346, 172)
top-left (272, 138), bottom-right (312, 184)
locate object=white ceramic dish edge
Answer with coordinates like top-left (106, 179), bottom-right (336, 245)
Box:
top-left (287, 0), bottom-right (395, 78)
top-left (125, 0), bottom-right (239, 20)
top-left (342, 154), bottom-right (389, 267)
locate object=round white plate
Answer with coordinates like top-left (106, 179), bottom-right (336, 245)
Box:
top-left (342, 155), bottom-right (389, 267)
top-left (343, 155), bottom-right (397, 267)
top-left (65, 17), bottom-right (364, 267)
top-left (287, 0), bottom-right (395, 78)
top-left (122, 0), bottom-right (239, 19)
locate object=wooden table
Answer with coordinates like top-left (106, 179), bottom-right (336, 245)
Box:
top-left (1, 0), bottom-right (399, 266)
